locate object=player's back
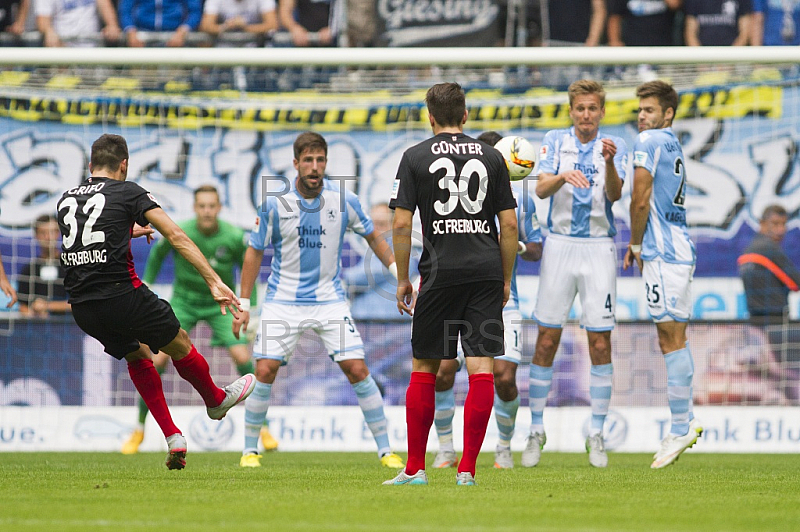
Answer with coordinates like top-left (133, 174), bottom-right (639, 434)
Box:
top-left (390, 132), bottom-right (517, 289)
top-left (633, 127), bottom-right (694, 264)
top-left (57, 177), bottom-right (157, 303)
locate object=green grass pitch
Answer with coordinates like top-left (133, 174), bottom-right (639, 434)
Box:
top-left (1, 452), bottom-right (798, 531)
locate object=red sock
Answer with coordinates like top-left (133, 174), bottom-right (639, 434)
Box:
top-left (127, 359), bottom-right (180, 438)
top-left (459, 373), bottom-right (494, 475)
top-left (404, 371), bottom-right (436, 475)
top-left (172, 345), bottom-right (226, 407)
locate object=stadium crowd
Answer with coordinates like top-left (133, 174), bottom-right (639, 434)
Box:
top-left (0, 1), bottom-right (796, 48)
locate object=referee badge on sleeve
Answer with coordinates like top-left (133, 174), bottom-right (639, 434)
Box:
top-left (391, 178), bottom-right (400, 200)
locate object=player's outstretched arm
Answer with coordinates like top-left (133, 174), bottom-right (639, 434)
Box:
top-left (233, 246), bottom-right (264, 339)
top-left (144, 207), bottom-right (240, 314)
top-left (498, 208), bottom-right (519, 307)
top-left (392, 207), bottom-right (415, 316)
top-left (623, 167), bottom-right (653, 272)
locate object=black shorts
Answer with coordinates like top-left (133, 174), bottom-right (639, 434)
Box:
top-left (71, 284), bottom-right (181, 359)
top-left (412, 281), bottom-right (504, 360)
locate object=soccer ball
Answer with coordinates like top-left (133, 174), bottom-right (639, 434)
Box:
top-left (494, 136), bottom-right (537, 181)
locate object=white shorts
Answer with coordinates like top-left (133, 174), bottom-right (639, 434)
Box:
top-left (642, 259), bottom-right (695, 323)
top-left (455, 308), bottom-right (524, 365)
top-left (496, 308), bottom-right (524, 364)
top-left (534, 233), bottom-right (617, 331)
top-left (252, 301), bottom-right (365, 362)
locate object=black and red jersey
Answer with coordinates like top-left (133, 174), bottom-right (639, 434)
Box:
top-left (389, 132), bottom-right (517, 290)
top-left (57, 177), bottom-right (159, 304)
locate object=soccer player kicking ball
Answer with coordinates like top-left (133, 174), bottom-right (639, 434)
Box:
top-left (385, 83), bottom-right (519, 486)
top-left (57, 134), bottom-right (255, 469)
top-left (234, 131), bottom-right (404, 469)
top-left (121, 185), bottom-right (279, 455)
top-left (623, 81), bottom-right (703, 468)
top-left (431, 131), bottom-right (542, 471)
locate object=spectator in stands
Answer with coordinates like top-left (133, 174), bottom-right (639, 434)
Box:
top-left (739, 205), bottom-right (800, 322)
top-left (119, 0), bottom-right (202, 47)
top-left (278, 0), bottom-right (333, 46)
top-left (542, 0), bottom-right (606, 46)
top-left (36, 0), bottom-right (121, 47)
top-left (17, 214), bottom-right (69, 317)
top-left (345, 0), bottom-right (374, 46)
top-left (607, 0), bottom-right (683, 46)
top-left (0, 250), bottom-right (17, 309)
top-left (199, 0), bottom-right (278, 44)
top-left (342, 203), bottom-right (412, 321)
top-left (0, 0), bottom-right (29, 38)
top-left (751, 0), bottom-right (800, 45)
top-left (738, 204), bottom-right (800, 401)
top-left (684, 0), bottom-right (752, 45)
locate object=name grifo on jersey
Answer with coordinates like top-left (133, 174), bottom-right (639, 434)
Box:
top-left (66, 182), bottom-right (106, 195)
top-left (430, 141), bottom-right (484, 156)
top-left (61, 249), bottom-right (107, 266)
top-left (432, 218), bottom-right (491, 235)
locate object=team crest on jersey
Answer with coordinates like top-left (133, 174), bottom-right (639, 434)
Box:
top-left (326, 208), bottom-right (337, 222)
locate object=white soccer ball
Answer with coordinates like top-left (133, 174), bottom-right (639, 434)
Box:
top-left (494, 136), bottom-right (537, 181)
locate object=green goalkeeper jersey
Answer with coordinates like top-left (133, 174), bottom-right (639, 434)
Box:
top-left (143, 219), bottom-right (257, 307)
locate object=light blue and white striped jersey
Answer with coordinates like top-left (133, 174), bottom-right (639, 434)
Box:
top-left (535, 127), bottom-right (628, 238)
top-left (508, 182), bottom-right (542, 311)
top-left (632, 127), bottom-right (695, 265)
top-left (249, 178), bottom-right (374, 304)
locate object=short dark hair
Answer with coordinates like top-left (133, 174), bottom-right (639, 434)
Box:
top-left (568, 79), bottom-right (606, 107)
top-left (35, 214), bottom-right (56, 228)
top-left (194, 184), bottom-right (220, 202)
top-left (761, 204), bottom-right (788, 222)
top-left (90, 134), bottom-right (128, 172)
top-left (425, 82), bottom-right (466, 128)
top-left (477, 131), bottom-right (503, 146)
top-left (293, 131), bottom-right (327, 160)
top-left (636, 80), bottom-right (679, 118)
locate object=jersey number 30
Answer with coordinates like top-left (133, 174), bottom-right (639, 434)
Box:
top-left (431, 157), bottom-right (489, 216)
top-left (58, 194), bottom-right (107, 249)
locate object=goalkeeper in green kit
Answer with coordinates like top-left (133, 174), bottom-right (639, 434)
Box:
top-left (121, 185), bottom-right (279, 454)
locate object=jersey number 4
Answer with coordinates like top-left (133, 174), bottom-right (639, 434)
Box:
top-left (431, 157), bottom-right (489, 216)
top-left (58, 194), bottom-right (107, 249)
